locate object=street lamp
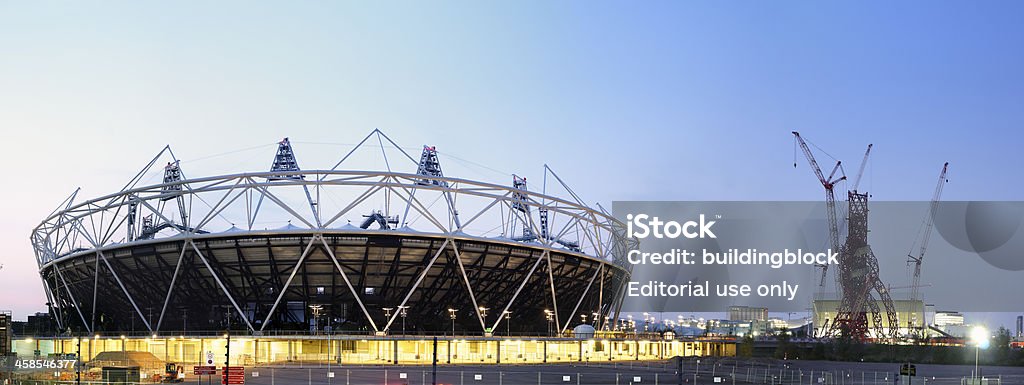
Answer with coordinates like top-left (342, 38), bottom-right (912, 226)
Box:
top-left (970, 326), bottom-right (989, 383)
top-left (448, 308), bottom-right (457, 336)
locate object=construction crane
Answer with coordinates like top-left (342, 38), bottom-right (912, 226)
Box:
top-left (908, 162), bottom-right (949, 302)
top-left (792, 132), bottom-right (846, 288)
top-left (850, 144), bottom-right (873, 192)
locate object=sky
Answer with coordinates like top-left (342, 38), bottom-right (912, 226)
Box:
top-left (1, 1), bottom-right (1022, 327)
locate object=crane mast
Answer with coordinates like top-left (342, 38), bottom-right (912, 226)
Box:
top-left (909, 162), bottom-right (949, 302)
top-left (792, 131), bottom-right (846, 288)
top-left (850, 144), bottom-right (873, 192)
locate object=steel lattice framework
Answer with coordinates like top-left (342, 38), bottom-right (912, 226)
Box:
top-left (31, 130), bottom-right (635, 336)
top-left (829, 192), bottom-right (899, 341)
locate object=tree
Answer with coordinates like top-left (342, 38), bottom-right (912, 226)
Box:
top-left (775, 327), bottom-right (795, 359)
top-left (992, 327), bottom-right (1012, 365)
top-left (738, 335), bottom-right (754, 357)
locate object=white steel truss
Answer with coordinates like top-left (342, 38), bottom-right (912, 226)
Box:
top-left (31, 130), bottom-right (637, 335)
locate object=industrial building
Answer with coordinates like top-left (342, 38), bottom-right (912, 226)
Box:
top-left (812, 299), bottom-right (926, 339)
top-left (0, 311), bottom-right (10, 356)
top-left (728, 306), bottom-right (768, 322)
top-left (934, 311), bottom-right (965, 327)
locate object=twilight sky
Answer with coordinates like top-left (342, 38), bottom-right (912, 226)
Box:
top-left (1, 1), bottom-right (1022, 327)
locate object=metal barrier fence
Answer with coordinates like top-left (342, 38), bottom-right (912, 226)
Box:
top-left (4, 358), bottom-right (1023, 385)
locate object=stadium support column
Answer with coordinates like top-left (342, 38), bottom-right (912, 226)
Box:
top-left (189, 240), bottom-right (255, 333)
top-left (156, 245), bottom-right (189, 332)
top-left (258, 236), bottom-right (318, 333)
top-left (76, 332), bottom-right (81, 385)
top-left (382, 239), bottom-right (452, 334)
top-left (320, 236), bottom-right (379, 334)
top-left (97, 250), bottom-right (152, 332)
top-left (562, 266), bottom-right (601, 334)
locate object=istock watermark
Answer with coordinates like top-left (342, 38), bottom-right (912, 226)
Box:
top-left (613, 201), bottom-right (1024, 313)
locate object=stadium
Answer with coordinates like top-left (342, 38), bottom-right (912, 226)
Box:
top-left (32, 130), bottom-right (634, 336)
top-left (19, 131), bottom-right (734, 370)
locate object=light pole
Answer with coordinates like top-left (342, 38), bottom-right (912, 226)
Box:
top-left (398, 306), bottom-right (409, 334)
top-left (970, 326), bottom-right (989, 384)
top-left (448, 308), bottom-right (457, 336)
top-left (479, 307), bottom-right (489, 334)
top-left (544, 309), bottom-right (554, 336)
top-left (503, 311), bottom-right (512, 336)
top-left (223, 309), bottom-right (232, 370)
top-left (695, 359), bottom-right (700, 384)
top-left (382, 307), bottom-right (393, 333)
top-left (309, 305), bottom-right (323, 335)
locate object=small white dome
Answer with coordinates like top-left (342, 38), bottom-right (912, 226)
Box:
top-left (573, 324), bottom-right (596, 339)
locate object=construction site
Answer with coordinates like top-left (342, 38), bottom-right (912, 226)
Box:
top-left (791, 131), bottom-right (954, 343)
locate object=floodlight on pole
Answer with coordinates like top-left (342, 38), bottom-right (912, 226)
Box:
top-left (448, 308), bottom-right (457, 336)
top-left (971, 326), bottom-right (989, 383)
